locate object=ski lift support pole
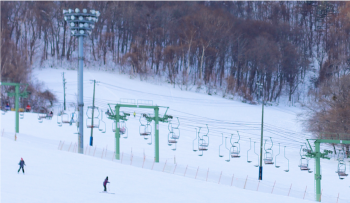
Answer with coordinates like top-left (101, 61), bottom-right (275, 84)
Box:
top-left (62, 72), bottom-right (66, 111)
top-left (257, 82), bottom-right (264, 180)
top-left (107, 103), bottom-right (171, 162)
top-left (89, 80), bottom-right (99, 146)
top-left (306, 133), bottom-right (350, 202)
top-left (1, 82), bottom-right (30, 133)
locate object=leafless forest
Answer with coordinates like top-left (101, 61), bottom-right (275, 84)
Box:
top-left (1, 1), bottom-right (350, 137)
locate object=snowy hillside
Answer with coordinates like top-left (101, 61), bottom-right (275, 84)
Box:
top-left (1, 67), bottom-right (349, 202)
top-left (2, 131), bottom-right (317, 203)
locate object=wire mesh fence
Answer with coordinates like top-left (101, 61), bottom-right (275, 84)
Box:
top-left (54, 139), bottom-right (349, 203)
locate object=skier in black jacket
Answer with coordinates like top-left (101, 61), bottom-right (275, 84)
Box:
top-left (18, 158), bottom-right (26, 174)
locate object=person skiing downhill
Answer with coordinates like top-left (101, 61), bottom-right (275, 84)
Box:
top-left (103, 176), bottom-right (110, 192)
top-left (18, 158), bottom-right (26, 174)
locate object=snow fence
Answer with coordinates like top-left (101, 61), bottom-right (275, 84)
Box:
top-left (56, 140), bottom-right (349, 203)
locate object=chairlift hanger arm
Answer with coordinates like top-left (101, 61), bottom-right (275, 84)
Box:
top-left (2, 83), bottom-right (30, 98)
top-left (307, 138), bottom-right (350, 146)
top-left (107, 104), bottom-right (116, 117)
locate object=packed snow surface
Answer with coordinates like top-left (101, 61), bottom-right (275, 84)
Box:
top-left (1, 67), bottom-right (349, 202)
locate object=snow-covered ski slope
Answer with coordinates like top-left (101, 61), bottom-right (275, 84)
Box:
top-left (1, 67), bottom-right (349, 202)
top-left (2, 131), bottom-right (315, 203)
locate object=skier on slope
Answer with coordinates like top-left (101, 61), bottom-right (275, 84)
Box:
top-left (25, 104), bottom-right (31, 112)
top-left (103, 176), bottom-right (110, 192)
top-left (5, 103), bottom-right (10, 111)
top-left (18, 158), bottom-right (26, 174)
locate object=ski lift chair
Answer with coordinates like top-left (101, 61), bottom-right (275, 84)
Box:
top-left (57, 114), bottom-right (62, 127)
top-left (19, 111), bottom-right (24, 119)
top-left (336, 160), bottom-right (348, 179)
top-left (139, 123), bottom-right (152, 136)
top-left (169, 117), bottom-right (180, 139)
top-left (193, 128), bottom-right (198, 152)
top-left (198, 125), bottom-right (209, 156)
top-left (219, 134), bottom-right (225, 158)
top-left (86, 118), bottom-right (100, 128)
top-left (231, 146), bottom-right (240, 158)
top-left (99, 120), bottom-right (106, 133)
top-left (168, 133), bottom-right (177, 145)
top-left (299, 158), bottom-right (310, 171)
top-left (254, 142), bottom-right (260, 167)
top-left (298, 145), bottom-right (312, 172)
top-left (167, 120), bottom-right (179, 147)
top-left (225, 137), bottom-right (231, 162)
top-left (120, 120), bottom-right (128, 139)
top-left (119, 120), bottom-right (127, 135)
top-left (168, 132), bottom-right (177, 151)
top-left (284, 146), bottom-right (290, 172)
top-left (139, 116), bottom-right (152, 137)
top-left (198, 138), bottom-right (209, 151)
top-left (275, 143), bottom-right (281, 168)
top-left (98, 110), bottom-right (106, 133)
top-left (229, 132), bottom-right (240, 158)
top-left (264, 138), bottom-right (274, 165)
top-left (246, 138), bottom-right (252, 163)
top-left (264, 150), bottom-right (274, 165)
top-left (336, 150), bottom-right (348, 179)
top-left (61, 112), bottom-right (70, 124)
top-left (38, 113), bottom-right (47, 123)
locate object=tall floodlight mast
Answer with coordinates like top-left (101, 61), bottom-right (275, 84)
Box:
top-left (63, 8), bottom-right (100, 154)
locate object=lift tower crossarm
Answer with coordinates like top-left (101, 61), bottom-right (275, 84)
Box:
top-left (107, 103), bottom-right (171, 163)
top-left (1, 82), bottom-right (30, 133)
top-left (305, 138), bottom-right (350, 202)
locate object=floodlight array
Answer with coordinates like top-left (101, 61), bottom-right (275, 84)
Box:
top-left (63, 8), bottom-right (100, 36)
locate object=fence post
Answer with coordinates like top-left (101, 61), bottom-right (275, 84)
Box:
top-left (58, 141), bottom-right (61, 150)
top-left (195, 167), bottom-right (199, 179)
top-left (288, 184), bottom-right (292, 196)
top-left (60, 141), bottom-right (65, 150)
top-left (88, 145), bottom-right (91, 155)
top-left (130, 154), bottom-right (133, 165)
top-left (244, 175), bottom-right (248, 189)
top-left (206, 168), bottom-right (209, 181)
top-left (112, 151), bottom-right (115, 160)
top-left (257, 181), bottom-right (260, 191)
top-left (84, 144), bottom-right (88, 154)
top-left (151, 160), bottom-right (155, 170)
top-left (336, 193), bottom-right (339, 203)
top-left (162, 160), bottom-right (167, 172)
top-left (121, 152), bottom-right (124, 163)
top-left (68, 142), bottom-right (72, 152)
top-left (271, 181), bottom-right (276, 194)
top-left (231, 174), bottom-right (234, 186)
top-left (173, 164), bottom-right (177, 174)
top-left (218, 171), bottom-right (222, 184)
top-left (142, 155), bottom-right (145, 168)
top-left (303, 186), bottom-right (307, 199)
top-left (184, 165), bottom-right (188, 176)
top-left (101, 148), bottom-right (105, 158)
top-left (94, 146), bottom-right (97, 156)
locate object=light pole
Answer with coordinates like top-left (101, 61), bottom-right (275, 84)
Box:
top-left (257, 82), bottom-right (264, 180)
top-left (63, 8), bottom-right (100, 154)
